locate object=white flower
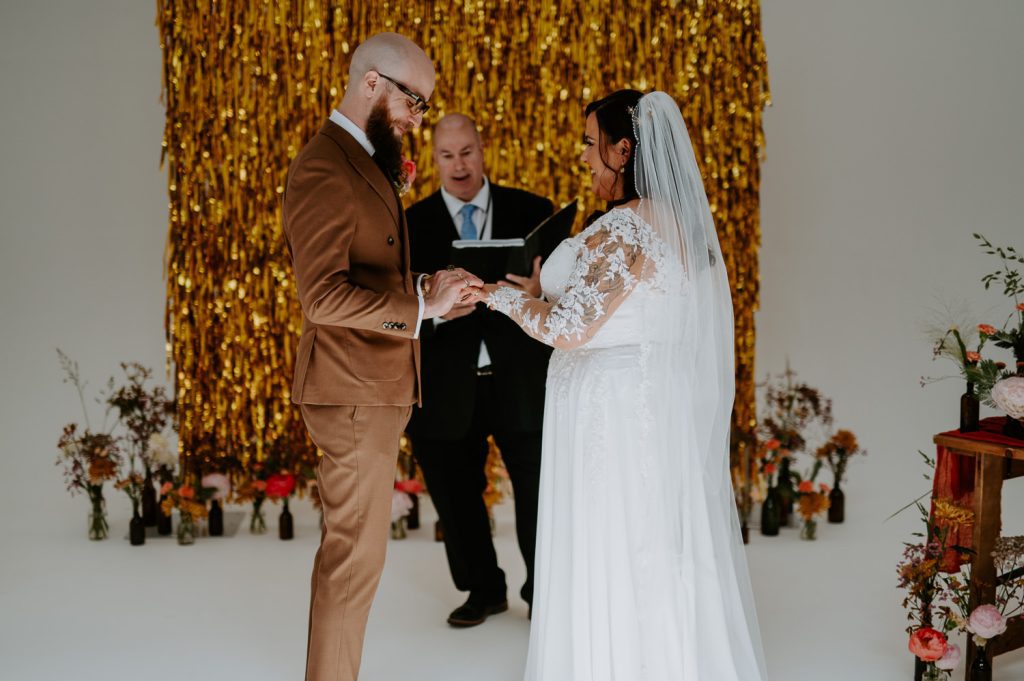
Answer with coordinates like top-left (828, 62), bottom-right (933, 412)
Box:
top-left (148, 434), bottom-right (178, 468)
top-left (390, 490), bottom-right (413, 522)
top-left (991, 376), bottom-right (1024, 420)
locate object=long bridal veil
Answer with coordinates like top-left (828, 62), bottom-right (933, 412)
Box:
top-left (633, 91), bottom-right (768, 680)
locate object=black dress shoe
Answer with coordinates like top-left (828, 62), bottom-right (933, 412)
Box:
top-left (446, 596), bottom-right (509, 627)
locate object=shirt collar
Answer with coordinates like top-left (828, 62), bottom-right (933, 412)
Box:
top-left (440, 177), bottom-right (490, 220)
top-left (329, 109), bottom-right (375, 157)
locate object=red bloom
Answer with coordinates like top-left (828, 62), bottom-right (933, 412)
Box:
top-left (764, 463), bottom-right (777, 475)
top-left (978, 324), bottom-right (998, 336)
top-left (178, 485), bottom-right (195, 500)
top-left (266, 473), bottom-right (296, 500)
top-left (798, 480), bottom-right (814, 494)
top-left (395, 479), bottom-right (424, 494)
top-left (1017, 303), bottom-right (1024, 311)
top-left (160, 482), bottom-right (173, 495)
top-left (401, 158), bottom-right (417, 184)
top-left (764, 438), bottom-right (781, 451)
top-left (908, 628), bottom-right (947, 662)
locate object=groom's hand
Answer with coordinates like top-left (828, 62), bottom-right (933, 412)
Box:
top-left (423, 268), bottom-right (483, 319)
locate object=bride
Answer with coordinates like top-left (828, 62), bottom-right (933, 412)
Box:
top-left (469, 90), bottom-right (767, 680)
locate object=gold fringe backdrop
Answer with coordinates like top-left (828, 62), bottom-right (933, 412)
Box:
top-left (158, 1), bottom-right (770, 486)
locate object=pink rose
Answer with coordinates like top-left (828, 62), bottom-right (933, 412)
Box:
top-left (991, 377), bottom-right (1024, 420)
top-left (201, 472), bottom-right (231, 501)
top-left (390, 489), bottom-right (414, 522)
top-left (935, 643), bottom-right (961, 671)
top-left (908, 627), bottom-right (947, 662)
top-left (967, 604), bottom-right (1007, 640)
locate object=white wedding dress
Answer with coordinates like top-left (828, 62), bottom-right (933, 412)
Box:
top-left (487, 206), bottom-right (766, 681)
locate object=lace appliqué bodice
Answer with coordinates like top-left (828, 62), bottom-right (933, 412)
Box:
top-left (486, 208), bottom-right (670, 350)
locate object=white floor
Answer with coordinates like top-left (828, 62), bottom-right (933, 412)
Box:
top-left (2, 489), bottom-right (1022, 681)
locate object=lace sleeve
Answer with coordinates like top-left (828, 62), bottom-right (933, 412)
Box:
top-left (486, 222), bottom-right (647, 350)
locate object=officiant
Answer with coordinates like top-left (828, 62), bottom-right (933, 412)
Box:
top-left (405, 113), bottom-right (553, 627)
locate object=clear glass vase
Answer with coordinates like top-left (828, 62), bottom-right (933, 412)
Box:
top-left (250, 499), bottom-right (267, 534)
top-left (87, 487), bottom-right (108, 541)
top-left (177, 511), bottom-right (195, 545)
top-left (800, 517), bottom-right (817, 541)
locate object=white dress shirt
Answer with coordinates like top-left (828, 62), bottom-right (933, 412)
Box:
top-left (434, 178), bottom-right (493, 368)
top-left (329, 109), bottom-right (424, 338)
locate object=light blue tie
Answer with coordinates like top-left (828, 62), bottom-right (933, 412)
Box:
top-left (459, 204), bottom-right (478, 240)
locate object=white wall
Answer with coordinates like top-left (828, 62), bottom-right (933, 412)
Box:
top-left (0, 1), bottom-right (168, 526)
top-left (1, 3), bottom-right (1023, 675)
top-left (758, 0), bottom-right (1024, 513)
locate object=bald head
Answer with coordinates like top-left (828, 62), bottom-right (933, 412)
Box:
top-left (347, 32), bottom-right (435, 98)
top-left (433, 113), bottom-right (486, 201)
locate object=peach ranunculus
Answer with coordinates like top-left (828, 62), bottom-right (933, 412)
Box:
top-left (798, 480), bottom-right (814, 494)
top-left (935, 643), bottom-right (961, 671)
top-left (160, 481), bottom-right (173, 495)
top-left (178, 485), bottom-right (195, 500)
top-left (967, 604), bottom-right (1008, 640)
top-left (978, 324), bottom-right (998, 336)
top-left (908, 627), bottom-right (948, 662)
top-left (966, 351), bottom-right (982, 364)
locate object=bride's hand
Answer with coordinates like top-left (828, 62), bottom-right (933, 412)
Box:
top-left (497, 256), bottom-right (542, 298)
top-left (465, 283), bottom-right (498, 306)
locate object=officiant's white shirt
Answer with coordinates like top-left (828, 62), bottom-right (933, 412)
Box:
top-left (436, 178), bottom-right (493, 368)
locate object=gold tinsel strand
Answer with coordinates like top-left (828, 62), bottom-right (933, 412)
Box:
top-left (158, 0), bottom-right (770, 484)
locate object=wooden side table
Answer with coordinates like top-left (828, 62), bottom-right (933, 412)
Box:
top-left (933, 419), bottom-right (1024, 679)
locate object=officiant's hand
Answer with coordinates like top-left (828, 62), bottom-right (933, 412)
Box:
top-left (497, 256), bottom-right (542, 298)
top-left (423, 268), bottom-right (483, 319)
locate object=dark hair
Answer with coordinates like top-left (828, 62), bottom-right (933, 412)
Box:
top-left (584, 89), bottom-right (643, 207)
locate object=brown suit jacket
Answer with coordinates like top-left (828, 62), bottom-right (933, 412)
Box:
top-left (283, 119), bottom-right (421, 406)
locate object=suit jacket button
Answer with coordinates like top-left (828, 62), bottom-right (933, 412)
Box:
top-left (399, 322), bottom-right (407, 330)
top-left (382, 322), bottom-right (390, 329)
top-left (387, 235), bottom-right (395, 245)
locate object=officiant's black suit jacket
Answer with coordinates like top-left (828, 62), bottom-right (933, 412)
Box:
top-left (406, 185), bottom-right (554, 440)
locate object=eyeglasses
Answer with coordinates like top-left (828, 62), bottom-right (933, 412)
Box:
top-left (377, 72), bottom-right (431, 115)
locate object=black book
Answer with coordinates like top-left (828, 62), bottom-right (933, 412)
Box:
top-left (450, 200), bottom-right (577, 283)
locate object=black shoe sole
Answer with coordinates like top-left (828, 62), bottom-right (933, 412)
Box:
top-left (446, 601), bottom-right (509, 627)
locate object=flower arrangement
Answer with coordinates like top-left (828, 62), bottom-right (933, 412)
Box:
top-left (815, 429), bottom-right (865, 490)
top-left (758, 366), bottom-right (834, 525)
top-left (55, 351), bottom-right (124, 540)
top-left (160, 479), bottom-right (208, 545)
top-left (896, 453), bottom-right (1023, 678)
top-left (106, 362), bottom-right (174, 525)
top-left (266, 471), bottom-right (297, 540)
top-left (792, 461), bottom-right (830, 540)
top-left (234, 462), bottom-right (269, 534)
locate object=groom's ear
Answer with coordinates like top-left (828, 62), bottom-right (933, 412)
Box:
top-left (362, 70), bottom-right (380, 99)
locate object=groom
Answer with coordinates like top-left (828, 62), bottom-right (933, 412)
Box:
top-left (283, 33), bottom-right (480, 681)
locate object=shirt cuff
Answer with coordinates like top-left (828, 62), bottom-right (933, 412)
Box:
top-left (416, 273), bottom-right (428, 296)
top-left (414, 294), bottom-right (425, 339)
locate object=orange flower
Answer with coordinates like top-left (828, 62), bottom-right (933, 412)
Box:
top-left (160, 482), bottom-right (173, 495)
top-left (179, 485), bottom-right (195, 500)
top-left (819, 483), bottom-right (831, 494)
top-left (764, 438), bottom-right (781, 451)
top-left (978, 324), bottom-right (998, 336)
top-left (252, 480), bottom-right (267, 492)
top-left (909, 628), bottom-right (947, 662)
top-left (966, 351), bottom-right (981, 364)
top-left (1017, 303), bottom-right (1024, 311)
top-left (798, 480), bottom-right (814, 494)
top-left (764, 463), bottom-right (777, 475)
top-left (834, 429), bottom-right (858, 452)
